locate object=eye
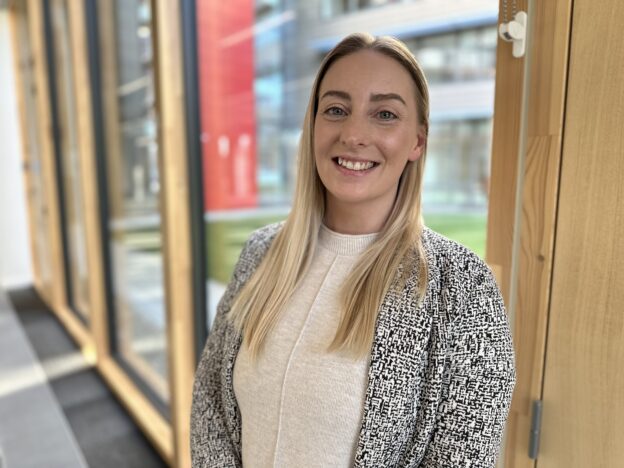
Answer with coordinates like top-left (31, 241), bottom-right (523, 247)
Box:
top-left (377, 110), bottom-right (398, 121)
top-left (324, 106), bottom-right (347, 117)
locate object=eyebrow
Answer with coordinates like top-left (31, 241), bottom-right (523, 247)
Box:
top-left (319, 90), bottom-right (407, 106)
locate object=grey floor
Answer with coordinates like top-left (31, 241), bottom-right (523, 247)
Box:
top-left (1, 287), bottom-right (167, 468)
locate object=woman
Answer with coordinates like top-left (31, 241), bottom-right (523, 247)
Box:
top-left (191, 33), bottom-right (515, 468)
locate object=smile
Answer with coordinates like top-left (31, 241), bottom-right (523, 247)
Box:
top-left (334, 157), bottom-right (378, 171)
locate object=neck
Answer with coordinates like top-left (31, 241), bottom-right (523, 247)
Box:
top-left (323, 197), bottom-right (393, 235)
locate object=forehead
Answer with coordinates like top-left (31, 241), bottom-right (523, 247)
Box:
top-left (319, 50), bottom-right (415, 97)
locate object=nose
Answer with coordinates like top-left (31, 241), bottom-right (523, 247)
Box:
top-left (340, 115), bottom-right (370, 148)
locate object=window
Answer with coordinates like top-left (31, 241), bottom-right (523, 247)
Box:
top-left (95, 0), bottom-right (170, 412)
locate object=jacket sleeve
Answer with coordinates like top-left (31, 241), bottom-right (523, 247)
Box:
top-left (417, 267), bottom-right (516, 468)
top-left (190, 235), bottom-right (260, 468)
top-left (190, 307), bottom-right (241, 467)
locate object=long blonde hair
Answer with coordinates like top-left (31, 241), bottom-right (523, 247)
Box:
top-left (228, 32), bottom-right (430, 359)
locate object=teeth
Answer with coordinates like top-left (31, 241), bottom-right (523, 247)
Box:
top-left (337, 157), bottom-right (374, 171)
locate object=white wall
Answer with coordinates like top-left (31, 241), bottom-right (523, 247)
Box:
top-left (0, 10), bottom-right (33, 289)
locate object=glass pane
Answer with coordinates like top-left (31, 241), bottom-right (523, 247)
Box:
top-left (196, 0), bottom-right (499, 327)
top-left (49, 0), bottom-right (91, 320)
top-left (97, 0), bottom-right (169, 407)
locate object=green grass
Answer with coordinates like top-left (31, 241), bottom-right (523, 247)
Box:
top-left (424, 213), bottom-right (487, 258)
top-left (205, 215), bottom-right (285, 284)
top-left (121, 229), bottom-right (162, 253)
top-left (205, 212), bottom-right (487, 283)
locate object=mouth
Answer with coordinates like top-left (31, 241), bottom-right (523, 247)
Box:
top-left (332, 157), bottom-right (379, 173)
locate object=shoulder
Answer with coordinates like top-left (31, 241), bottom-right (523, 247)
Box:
top-left (417, 229), bottom-right (513, 387)
top-left (232, 221), bottom-right (284, 280)
top-left (421, 226), bottom-right (493, 283)
top-left (242, 221), bottom-right (284, 257)
top-left (419, 227), bottom-right (504, 322)
top-left (214, 221), bottom-right (285, 317)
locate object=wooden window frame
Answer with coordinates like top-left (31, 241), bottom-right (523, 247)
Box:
top-left (8, 1), bottom-right (49, 300)
top-left (9, 0), bottom-right (93, 351)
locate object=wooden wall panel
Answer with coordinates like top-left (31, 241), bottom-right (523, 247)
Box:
top-left (539, 0), bottom-right (624, 465)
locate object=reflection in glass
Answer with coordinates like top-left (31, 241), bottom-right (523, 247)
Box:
top-left (50, 0), bottom-right (91, 320)
top-left (98, 0), bottom-right (169, 406)
top-left (197, 0), bottom-right (499, 326)
top-left (320, 0), bottom-right (408, 17)
top-left (407, 27), bottom-right (498, 84)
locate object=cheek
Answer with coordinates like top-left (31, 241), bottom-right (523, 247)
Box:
top-left (313, 120), bottom-right (322, 150)
top-left (378, 136), bottom-right (403, 159)
top-left (380, 131), bottom-right (414, 162)
top-left (313, 123), bottom-right (333, 157)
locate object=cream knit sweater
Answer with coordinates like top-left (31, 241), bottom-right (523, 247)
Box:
top-left (233, 225), bottom-right (377, 467)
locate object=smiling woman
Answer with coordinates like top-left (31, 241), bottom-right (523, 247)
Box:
top-left (191, 33), bottom-right (515, 468)
top-left (314, 50), bottom-right (426, 235)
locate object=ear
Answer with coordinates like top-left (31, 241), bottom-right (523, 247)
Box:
top-left (407, 127), bottom-right (427, 162)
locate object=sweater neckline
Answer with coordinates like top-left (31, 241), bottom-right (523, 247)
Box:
top-left (319, 224), bottom-right (378, 256)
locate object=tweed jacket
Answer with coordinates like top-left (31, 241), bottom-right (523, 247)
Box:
top-left (191, 222), bottom-right (515, 468)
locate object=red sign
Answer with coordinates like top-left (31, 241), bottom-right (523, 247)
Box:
top-left (196, 0), bottom-right (258, 211)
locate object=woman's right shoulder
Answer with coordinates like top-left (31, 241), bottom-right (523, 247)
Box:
top-left (233, 221), bottom-right (285, 277)
top-left (216, 221), bottom-right (285, 314)
top-left (241, 221), bottom-right (284, 258)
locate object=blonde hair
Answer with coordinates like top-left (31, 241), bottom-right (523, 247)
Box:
top-left (228, 32), bottom-right (429, 359)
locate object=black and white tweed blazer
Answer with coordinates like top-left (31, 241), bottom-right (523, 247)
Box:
top-left (191, 223), bottom-right (515, 467)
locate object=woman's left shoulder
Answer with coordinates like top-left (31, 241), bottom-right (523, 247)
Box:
top-left (420, 226), bottom-right (502, 312)
top-left (422, 227), bottom-right (492, 275)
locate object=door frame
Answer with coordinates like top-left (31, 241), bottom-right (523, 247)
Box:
top-left (487, 1), bottom-right (574, 467)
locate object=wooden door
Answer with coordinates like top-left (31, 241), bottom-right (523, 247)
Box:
top-left (489, 1), bottom-right (574, 465)
top-left (537, 0), bottom-right (624, 465)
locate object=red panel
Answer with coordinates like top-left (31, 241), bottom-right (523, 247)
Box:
top-left (196, 0), bottom-right (257, 211)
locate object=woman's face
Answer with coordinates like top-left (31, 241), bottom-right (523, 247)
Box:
top-left (314, 50), bottom-right (426, 221)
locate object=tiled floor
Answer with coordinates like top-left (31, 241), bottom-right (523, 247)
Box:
top-left (0, 288), bottom-right (87, 468)
top-left (3, 287), bottom-right (167, 468)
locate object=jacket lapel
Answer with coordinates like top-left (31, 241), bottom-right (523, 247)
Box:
top-left (353, 283), bottom-right (437, 467)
